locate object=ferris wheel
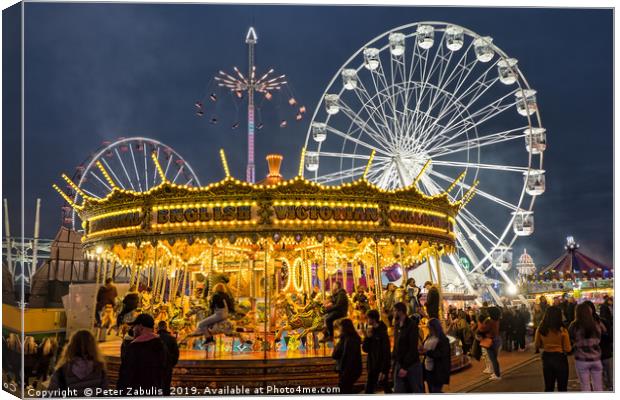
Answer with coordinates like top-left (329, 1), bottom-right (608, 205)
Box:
top-left (304, 22), bottom-right (546, 293)
top-left (63, 137), bottom-right (201, 231)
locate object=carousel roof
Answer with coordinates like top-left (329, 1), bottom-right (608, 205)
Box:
top-left (53, 149), bottom-right (474, 255)
top-left (538, 237), bottom-right (613, 277)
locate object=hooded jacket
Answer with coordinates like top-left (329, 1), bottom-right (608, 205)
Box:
top-left (362, 321), bottom-right (391, 374)
top-left (47, 357), bottom-right (108, 395)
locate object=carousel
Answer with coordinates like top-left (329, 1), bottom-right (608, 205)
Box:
top-left (53, 149), bottom-right (471, 389)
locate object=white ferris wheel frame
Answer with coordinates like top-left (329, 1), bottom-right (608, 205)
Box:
top-left (70, 137), bottom-right (201, 231)
top-left (303, 21), bottom-right (544, 301)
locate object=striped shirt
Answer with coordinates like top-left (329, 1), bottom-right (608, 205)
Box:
top-left (568, 321), bottom-right (606, 362)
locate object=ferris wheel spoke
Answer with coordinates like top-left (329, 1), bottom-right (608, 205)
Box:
top-left (315, 164), bottom-right (376, 184)
top-left (89, 171), bottom-right (113, 192)
top-left (115, 148), bottom-right (136, 191)
top-left (143, 145), bottom-right (149, 190)
top-left (428, 169), bottom-right (520, 211)
top-left (129, 144), bottom-right (143, 192)
top-left (101, 158), bottom-right (126, 189)
top-left (365, 67), bottom-right (400, 139)
top-left (426, 90), bottom-right (518, 151)
top-left (328, 124), bottom-right (390, 157)
top-left (419, 61), bottom-right (500, 146)
top-left (81, 187), bottom-right (101, 199)
top-left (163, 154), bottom-right (173, 178)
top-left (172, 166), bottom-right (184, 184)
top-left (353, 79), bottom-right (399, 144)
top-left (327, 109), bottom-right (393, 154)
top-left (421, 174), bottom-right (502, 248)
top-left (430, 160), bottom-right (528, 173)
top-left (428, 126), bottom-right (528, 158)
top-left (317, 151), bottom-right (390, 162)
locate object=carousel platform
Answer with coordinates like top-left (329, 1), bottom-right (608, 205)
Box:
top-left (99, 339), bottom-right (344, 390)
top-left (100, 332), bottom-right (470, 391)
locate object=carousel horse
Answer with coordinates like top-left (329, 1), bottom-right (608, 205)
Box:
top-left (140, 290), bottom-right (153, 312)
top-left (274, 293), bottom-right (326, 347)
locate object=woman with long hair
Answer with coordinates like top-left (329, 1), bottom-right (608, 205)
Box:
top-left (195, 282), bottom-right (235, 341)
top-left (478, 306), bottom-right (502, 380)
top-left (534, 306), bottom-right (571, 391)
top-left (568, 302), bottom-right (605, 391)
top-left (47, 330), bottom-right (108, 395)
top-left (332, 318), bottom-right (362, 394)
top-left (584, 300), bottom-right (612, 391)
top-left (422, 318), bottom-right (451, 393)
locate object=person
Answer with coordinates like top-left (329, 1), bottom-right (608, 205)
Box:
top-left (383, 283), bottom-right (397, 326)
top-left (565, 296), bottom-right (577, 327)
top-left (478, 306), bottom-right (502, 380)
top-left (424, 282), bottom-right (439, 319)
top-left (405, 278), bottom-right (421, 316)
top-left (422, 318), bottom-right (451, 393)
top-left (47, 330), bottom-right (108, 396)
top-left (391, 302), bottom-right (423, 393)
top-left (157, 321), bottom-right (180, 396)
top-left (117, 313), bottom-right (166, 395)
top-left (95, 278), bottom-right (117, 326)
top-left (598, 297), bottom-right (613, 391)
top-left (584, 301), bottom-right (612, 391)
top-left (362, 309), bottom-right (391, 394)
top-left (514, 304), bottom-right (529, 352)
top-left (321, 281), bottom-right (349, 342)
top-left (456, 310), bottom-right (473, 354)
top-left (540, 295), bottom-right (549, 312)
top-left (500, 307), bottom-right (513, 352)
top-left (532, 302), bottom-right (544, 333)
top-left (195, 283), bottom-right (235, 342)
top-left (331, 318), bottom-right (362, 394)
top-left (568, 303), bottom-right (605, 391)
top-left (352, 286), bottom-right (370, 316)
top-left (117, 285), bottom-right (140, 328)
top-left (534, 306), bottom-right (571, 391)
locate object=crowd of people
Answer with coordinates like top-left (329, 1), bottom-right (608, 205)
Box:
top-left (40, 274), bottom-right (613, 395)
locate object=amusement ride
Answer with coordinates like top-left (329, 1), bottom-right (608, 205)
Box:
top-left (48, 21), bottom-right (548, 389)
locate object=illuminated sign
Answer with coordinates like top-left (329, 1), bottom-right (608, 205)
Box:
top-left (155, 206), bottom-right (252, 224)
top-left (388, 208), bottom-right (453, 231)
top-left (273, 205), bottom-right (379, 222)
top-left (88, 211), bottom-right (144, 234)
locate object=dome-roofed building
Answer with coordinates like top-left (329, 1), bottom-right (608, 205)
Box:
top-left (516, 248), bottom-right (536, 284)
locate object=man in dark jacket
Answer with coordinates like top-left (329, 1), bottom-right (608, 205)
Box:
top-left (117, 314), bottom-right (166, 396)
top-left (95, 278), bottom-right (118, 326)
top-left (157, 321), bottom-right (180, 396)
top-left (117, 285), bottom-right (140, 328)
top-left (321, 281), bottom-right (349, 342)
top-left (392, 302), bottom-right (423, 393)
top-left (424, 281), bottom-right (440, 319)
top-left (362, 309), bottom-right (391, 394)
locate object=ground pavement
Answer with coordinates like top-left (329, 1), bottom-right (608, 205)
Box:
top-left (446, 343), bottom-right (540, 393)
top-left (449, 344), bottom-right (583, 393)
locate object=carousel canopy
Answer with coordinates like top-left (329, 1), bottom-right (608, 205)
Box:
top-left (538, 237), bottom-right (613, 280)
top-left (53, 149), bottom-right (474, 260)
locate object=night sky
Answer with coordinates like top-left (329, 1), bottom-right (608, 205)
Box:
top-left (2, 4), bottom-right (613, 269)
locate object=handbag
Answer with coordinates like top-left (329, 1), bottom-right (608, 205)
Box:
top-left (479, 336), bottom-right (493, 349)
